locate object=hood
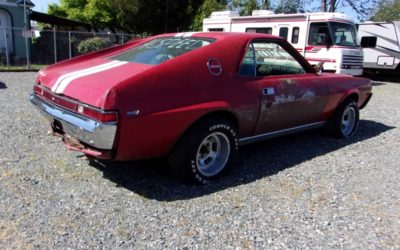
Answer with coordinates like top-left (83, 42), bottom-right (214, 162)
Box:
top-left (37, 58), bottom-right (152, 108)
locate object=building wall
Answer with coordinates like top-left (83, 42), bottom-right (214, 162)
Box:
top-left (0, 4), bottom-right (30, 60)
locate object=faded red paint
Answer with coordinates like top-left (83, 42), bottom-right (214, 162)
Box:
top-left (33, 32), bottom-right (372, 161)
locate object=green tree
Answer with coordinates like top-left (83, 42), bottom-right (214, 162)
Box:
top-left (231, 0), bottom-right (260, 16)
top-left (371, 0), bottom-right (400, 21)
top-left (47, 0), bottom-right (116, 26)
top-left (191, 0), bottom-right (228, 31)
top-left (47, 0), bottom-right (202, 34)
top-left (274, 0), bottom-right (304, 13)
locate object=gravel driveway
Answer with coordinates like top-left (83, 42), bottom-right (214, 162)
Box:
top-left (0, 72), bottom-right (399, 249)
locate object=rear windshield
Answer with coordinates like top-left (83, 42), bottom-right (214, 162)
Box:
top-left (110, 37), bottom-right (215, 65)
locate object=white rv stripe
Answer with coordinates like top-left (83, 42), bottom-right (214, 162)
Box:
top-left (174, 33), bottom-right (185, 37)
top-left (54, 61), bottom-right (128, 94)
top-left (51, 61), bottom-right (119, 92)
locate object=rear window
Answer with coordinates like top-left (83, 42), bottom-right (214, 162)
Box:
top-left (110, 37), bottom-right (215, 65)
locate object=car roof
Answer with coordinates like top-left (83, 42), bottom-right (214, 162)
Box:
top-left (154, 32), bottom-right (284, 42)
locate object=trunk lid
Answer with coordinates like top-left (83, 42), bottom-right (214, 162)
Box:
top-left (37, 58), bottom-right (152, 109)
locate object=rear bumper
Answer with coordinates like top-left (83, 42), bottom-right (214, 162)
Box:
top-left (29, 93), bottom-right (117, 150)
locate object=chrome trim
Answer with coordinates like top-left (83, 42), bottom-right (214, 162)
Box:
top-left (29, 93), bottom-right (117, 150)
top-left (239, 121), bottom-right (326, 145)
top-left (207, 58), bottom-right (223, 76)
top-left (35, 84), bottom-right (111, 114)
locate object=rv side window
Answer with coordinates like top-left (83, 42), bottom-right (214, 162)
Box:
top-left (208, 28), bottom-right (224, 32)
top-left (291, 27), bottom-right (300, 44)
top-left (360, 36), bottom-right (377, 48)
top-left (239, 41), bottom-right (305, 77)
top-left (308, 22), bottom-right (332, 45)
top-left (246, 27), bottom-right (272, 34)
top-left (279, 27), bottom-right (289, 40)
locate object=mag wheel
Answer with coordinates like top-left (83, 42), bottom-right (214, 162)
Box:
top-left (168, 118), bottom-right (238, 184)
top-left (196, 132), bottom-right (231, 177)
top-left (326, 99), bottom-right (359, 138)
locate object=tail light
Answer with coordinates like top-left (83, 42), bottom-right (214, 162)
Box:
top-left (76, 104), bottom-right (118, 123)
top-left (33, 84), bottom-right (43, 95)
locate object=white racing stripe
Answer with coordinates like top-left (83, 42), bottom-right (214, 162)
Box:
top-left (51, 61), bottom-right (118, 92)
top-left (53, 61), bottom-right (128, 94)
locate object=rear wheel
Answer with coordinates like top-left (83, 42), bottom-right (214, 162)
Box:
top-left (326, 99), bottom-right (359, 138)
top-left (168, 118), bottom-right (238, 184)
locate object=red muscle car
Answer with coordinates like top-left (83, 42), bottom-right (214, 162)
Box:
top-left (30, 32), bottom-right (372, 184)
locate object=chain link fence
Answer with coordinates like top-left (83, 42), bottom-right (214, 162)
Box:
top-left (0, 27), bottom-right (137, 68)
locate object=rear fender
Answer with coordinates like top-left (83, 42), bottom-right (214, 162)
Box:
top-left (115, 101), bottom-right (233, 160)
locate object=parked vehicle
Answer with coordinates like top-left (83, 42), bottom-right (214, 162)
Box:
top-left (30, 32), bottom-right (372, 184)
top-left (203, 11), bottom-right (364, 76)
top-left (358, 21), bottom-right (400, 73)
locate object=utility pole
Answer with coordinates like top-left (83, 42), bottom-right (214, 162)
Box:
top-left (23, 0), bottom-right (30, 69)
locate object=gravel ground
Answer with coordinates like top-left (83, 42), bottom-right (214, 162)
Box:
top-left (0, 72), bottom-right (399, 249)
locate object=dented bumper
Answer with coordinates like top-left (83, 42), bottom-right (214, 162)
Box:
top-left (29, 93), bottom-right (117, 150)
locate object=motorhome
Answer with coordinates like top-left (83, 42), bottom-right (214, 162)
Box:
top-left (358, 21), bottom-right (400, 73)
top-left (203, 10), bottom-right (363, 75)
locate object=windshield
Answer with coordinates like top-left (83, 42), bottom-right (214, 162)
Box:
top-left (329, 22), bottom-right (359, 47)
top-left (110, 37), bottom-right (215, 65)
top-left (308, 22), bottom-right (359, 47)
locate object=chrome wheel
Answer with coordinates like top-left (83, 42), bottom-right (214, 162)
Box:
top-left (341, 106), bottom-right (356, 136)
top-left (196, 132), bottom-right (231, 177)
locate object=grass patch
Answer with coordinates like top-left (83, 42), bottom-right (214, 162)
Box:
top-left (0, 64), bottom-right (47, 71)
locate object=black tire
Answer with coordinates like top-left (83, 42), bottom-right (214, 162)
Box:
top-left (168, 118), bottom-right (238, 184)
top-left (325, 99), bottom-right (359, 138)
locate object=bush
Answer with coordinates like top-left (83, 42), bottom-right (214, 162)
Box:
top-left (77, 37), bottom-right (113, 54)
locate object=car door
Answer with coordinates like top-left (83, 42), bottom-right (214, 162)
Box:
top-left (239, 40), bottom-right (330, 134)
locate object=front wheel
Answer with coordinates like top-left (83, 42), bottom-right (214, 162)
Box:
top-left (325, 99), bottom-right (359, 138)
top-left (168, 118), bottom-right (238, 184)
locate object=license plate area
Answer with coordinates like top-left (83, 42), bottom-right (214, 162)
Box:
top-left (51, 119), bottom-right (64, 134)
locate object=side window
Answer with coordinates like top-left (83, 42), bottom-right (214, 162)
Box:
top-left (308, 22), bottom-right (331, 45)
top-left (253, 42), bottom-right (305, 76)
top-left (279, 27), bottom-right (289, 40)
top-left (246, 27), bottom-right (272, 34)
top-left (239, 43), bottom-right (255, 76)
top-left (291, 27), bottom-right (300, 44)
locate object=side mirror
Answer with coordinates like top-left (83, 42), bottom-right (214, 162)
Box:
top-left (314, 61), bottom-right (325, 75)
top-left (361, 36), bottom-right (377, 48)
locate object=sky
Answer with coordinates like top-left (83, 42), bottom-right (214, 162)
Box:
top-left (32, 0), bottom-right (59, 12)
top-left (31, 0), bottom-right (365, 22)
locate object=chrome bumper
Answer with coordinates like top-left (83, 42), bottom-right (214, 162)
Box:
top-left (29, 93), bottom-right (117, 150)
